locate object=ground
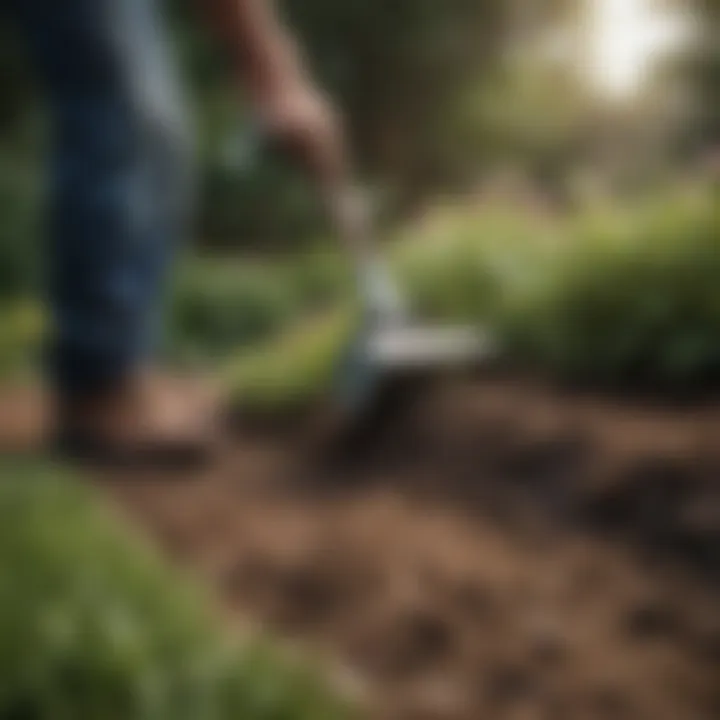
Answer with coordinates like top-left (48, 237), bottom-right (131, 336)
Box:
top-left (102, 375), bottom-right (720, 720)
top-left (3, 375), bottom-right (719, 719)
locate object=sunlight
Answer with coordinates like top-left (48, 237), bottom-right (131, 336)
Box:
top-left (586, 0), bottom-right (691, 99)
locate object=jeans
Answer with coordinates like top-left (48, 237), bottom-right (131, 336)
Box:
top-left (8, 0), bottom-right (194, 398)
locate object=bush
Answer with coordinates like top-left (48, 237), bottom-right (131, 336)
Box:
top-left (502, 187), bottom-right (720, 388)
top-left (391, 202), bottom-right (558, 323)
top-left (4, 185), bottom-right (716, 398)
top-left (168, 259), bottom-right (300, 364)
top-left (198, 155), bottom-right (328, 249)
top-left (0, 461), bottom-right (352, 720)
top-left (223, 203), bottom-right (560, 414)
top-left (0, 302), bottom-right (44, 379)
top-left (0, 249), bottom-right (350, 378)
top-left (0, 145), bottom-right (42, 300)
top-left (167, 251), bottom-right (349, 365)
top-left (225, 185), bottom-right (720, 413)
top-left (224, 308), bottom-right (356, 415)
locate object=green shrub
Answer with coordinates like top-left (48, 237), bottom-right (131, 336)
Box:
top-left (226, 185), bottom-right (720, 412)
top-left (168, 259), bottom-right (299, 364)
top-left (0, 148), bottom-right (42, 300)
top-left (167, 252), bottom-right (350, 365)
top-left (0, 250), bottom-right (349, 377)
top-left (223, 204), bottom-right (560, 414)
top-left (392, 187), bottom-right (720, 390)
top-left (392, 203), bottom-right (560, 323)
top-left (4, 185), bottom-right (716, 399)
top-left (0, 461), bottom-right (353, 720)
top-left (224, 308), bottom-right (356, 415)
top-left (501, 187), bottom-right (720, 388)
top-left (0, 302), bottom-right (44, 379)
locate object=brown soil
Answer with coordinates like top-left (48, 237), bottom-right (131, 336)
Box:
top-left (8, 376), bottom-right (720, 719)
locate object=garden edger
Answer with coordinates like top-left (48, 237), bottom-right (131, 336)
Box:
top-left (321, 181), bottom-right (493, 426)
top-left (231, 120), bottom-right (494, 444)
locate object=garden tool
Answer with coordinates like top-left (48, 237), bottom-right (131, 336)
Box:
top-left (319, 180), bottom-right (493, 440)
top-left (229, 119), bottom-right (494, 439)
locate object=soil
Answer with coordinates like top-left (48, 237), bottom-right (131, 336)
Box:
top-left (5, 375), bottom-right (720, 720)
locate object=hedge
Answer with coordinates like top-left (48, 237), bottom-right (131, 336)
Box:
top-left (226, 184), bottom-right (719, 413)
top-left (1, 185), bottom-right (717, 399)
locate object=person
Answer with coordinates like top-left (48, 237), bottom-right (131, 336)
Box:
top-left (7, 0), bottom-right (346, 465)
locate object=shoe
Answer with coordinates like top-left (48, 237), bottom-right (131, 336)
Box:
top-left (51, 372), bottom-right (220, 470)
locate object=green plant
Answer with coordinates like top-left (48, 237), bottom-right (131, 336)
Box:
top-left (168, 259), bottom-right (300, 364)
top-left (499, 186), bottom-right (720, 388)
top-left (0, 460), bottom-right (353, 720)
top-left (0, 146), bottom-right (42, 300)
top-left (0, 301), bottom-right (44, 379)
top-left (166, 252), bottom-right (349, 365)
top-left (224, 307), bottom-right (356, 415)
top-left (226, 184), bottom-right (720, 413)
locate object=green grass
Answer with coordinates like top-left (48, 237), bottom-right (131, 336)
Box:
top-left (223, 307), bottom-right (358, 416)
top-left (166, 252), bottom-right (350, 366)
top-left (0, 460), bottom-right (354, 720)
top-left (0, 301), bottom-right (44, 379)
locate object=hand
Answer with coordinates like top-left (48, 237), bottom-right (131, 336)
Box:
top-left (254, 81), bottom-right (346, 187)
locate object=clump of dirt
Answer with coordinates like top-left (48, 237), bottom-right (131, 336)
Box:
top-left (99, 375), bottom-right (719, 720)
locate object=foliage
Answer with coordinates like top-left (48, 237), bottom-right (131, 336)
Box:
top-left (0, 248), bottom-right (350, 379)
top-left (225, 184), bottom-right (720, 414)
top-left (0, 302), bottom-right (44, 379)
top-left (280, 0), bottom-right (507, 187)
top-left (1, 184), bottom-right (717, 397)
top-left (0, 134), bottom-right (43, 300)
top-left (168, 259), bottom-right (301, 364)
top-left (224, 308), bottom-right (356, 415)
top-left (687, 0), bottom-right (720, 146)
top-left (502, 186), bottom-right (720, 388)
top-left (174, 0), bottom-right (516, 245)
top-left (1, 0), bottom-right (717, 259)
top-left (166, 251), bottom-right (349, 365)
top-left (0, 461), bottom-right (353, 720)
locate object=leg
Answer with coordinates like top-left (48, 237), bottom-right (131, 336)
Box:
top-left (9, 0), bottom-right (194, 400)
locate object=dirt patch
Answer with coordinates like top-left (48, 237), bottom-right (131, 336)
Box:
top-left (4, 377), bottom-right (717, 719)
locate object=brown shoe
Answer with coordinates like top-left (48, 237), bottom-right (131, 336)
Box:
top-left (0, 384), bottom-right (47, 454)
top-left (52, 372), bottom-right (221, 469)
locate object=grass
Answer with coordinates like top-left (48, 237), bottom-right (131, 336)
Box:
top-left (167, 251), bottom-right (350, 366)
top-left (0, 301), bottom-right (44, 380)
top-left (0, 460), bottom-right (354, 720)
top-left (223, 307), bottom-right (358, 416)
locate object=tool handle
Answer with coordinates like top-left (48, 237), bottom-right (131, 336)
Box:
top-left (234, 120), bottom-right (375, 264)
top-left (322, 181), bottom-right (409, 325)
top-left (320, 181), bottom-right (375, 265)
top-left (232, 120), bottom-right (406, 321)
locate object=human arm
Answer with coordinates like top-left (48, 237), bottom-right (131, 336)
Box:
top-left (198, 0), bottom-right (346, 186)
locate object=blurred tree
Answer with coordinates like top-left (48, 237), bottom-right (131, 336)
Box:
top-left (691, 0), bottom-right (720, 146)
top-left (659, 0), bottom-right (720, 153)
top-left (0, 13), bottom-right (43, 300)
top-left (0, 0), bottom-right (580, 257)
top-left (280, 1), bottom-right (505, 185)
top-left (180, 0), bottom-right (521, 243)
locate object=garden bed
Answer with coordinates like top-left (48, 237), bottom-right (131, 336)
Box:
top-left (98, 373), bottom-right (720, 720)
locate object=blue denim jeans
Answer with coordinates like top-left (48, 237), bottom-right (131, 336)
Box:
top-left (9, 0), bottom-right (194, 398)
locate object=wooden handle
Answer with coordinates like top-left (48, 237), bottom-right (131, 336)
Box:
top-left (321, 182), bottom-right (376, 266)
